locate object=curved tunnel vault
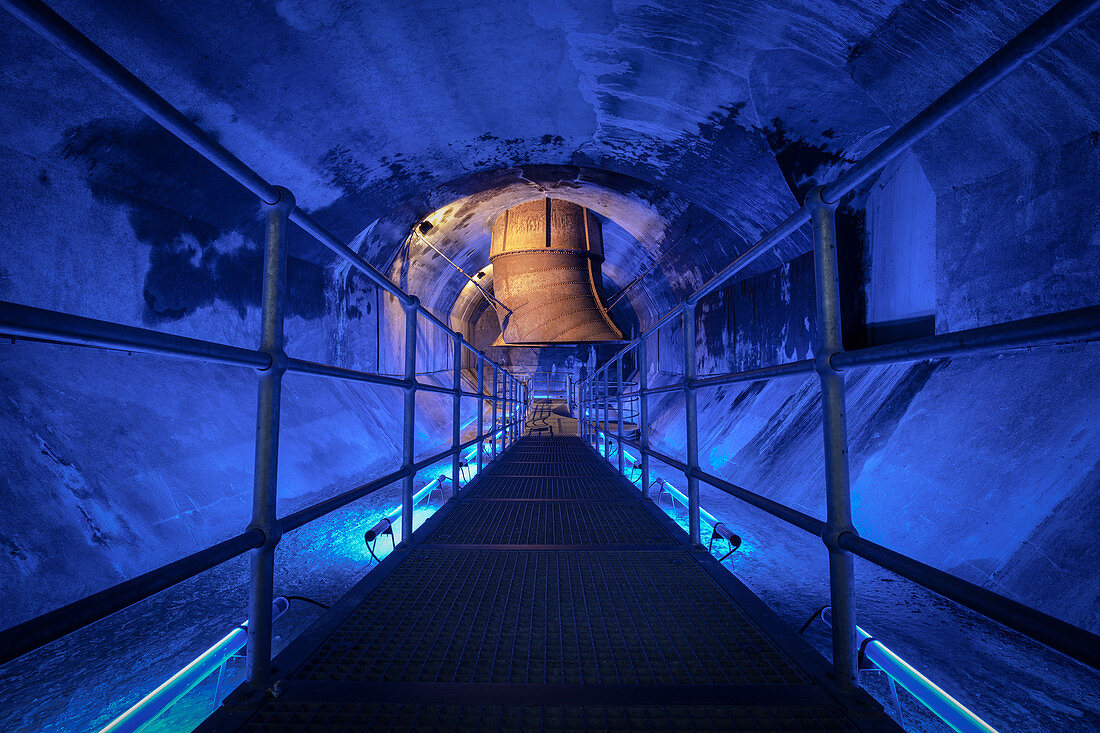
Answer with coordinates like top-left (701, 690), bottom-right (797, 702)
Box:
top-left (1, 1), bottom-right (1099, 731)
top-left (369, 165), bottom-right (787, 375)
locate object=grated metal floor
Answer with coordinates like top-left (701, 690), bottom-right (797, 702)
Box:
top-left (199, 432), bottom-right (900, 732)
top-left (240, 702), bottom-right (866, 732)
top-left (423, 504), bottom-right (675, 545)
top-left (462, 476), bottom-right (632, 501)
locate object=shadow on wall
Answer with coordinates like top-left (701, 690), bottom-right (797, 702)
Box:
top-left (58, 117), bottom-right (327, 325)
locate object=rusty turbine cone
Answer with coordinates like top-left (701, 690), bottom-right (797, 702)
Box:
top-left (490, 198), bottom-right (623, 345)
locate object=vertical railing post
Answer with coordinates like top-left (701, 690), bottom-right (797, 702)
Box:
top-left (578, 377), bottom-right (583, 440)
top-left (638, 335), bottom-right (651, 498)
top-left (592, 377), bottom-right (597, 448)
top-left (582, 379), bottom-right (588, 443)
top-left (581, 379), bottom-right (587, 442)
top-left (245, 186), bottom-right (293, 687)
top-left (592, 372), bottom-right (597, 450)
top-left (585, 376), bottom-right (594, 444)
top-left (400, 299), bottom-right (419, 544)
top-left (808, 186), bottom-right (859, 693)
top-left (475, 354), bottom-right (484, 473)
top-left (683, 301), bottom-right (701, 547)
top-left (476, 356), bottom-right (485, 473)
top-left (451, 335), bottom-right (462, 497)
top-left (506, 376), bottom-right (513, 449)
top-left (596, 371), bottom-right (602, 454)
top-left (616, 355), bottom-right (625, 475)
top-left (491, 365), bottom-right (499, 458)
top-left (602, 369), bottom-right (610, 460)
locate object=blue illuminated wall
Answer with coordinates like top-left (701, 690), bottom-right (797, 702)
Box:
top-left (1, 1), bottom-right (1098, 729)
top-left (649, 131), bottom-right (1100, 634)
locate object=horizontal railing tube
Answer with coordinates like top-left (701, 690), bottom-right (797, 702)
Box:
top-left (692, 469), bottom-right (825, 535)
top-left (642, 381), bottom-right (686, 397)
top-left (278, 468), bottom-right (409, 533)
top-left (0, 0), bottom-right (279, 203)
top-left (0, 529), bottom-right (264, 667)
top-left (641, 303), bottom-right (686, 342)
top-left (690, 359), bottom-right (815, 390)
top-left (822, 0), bottom-right (1100, 203)
top-left (287, 208), bottom-right (410, 305)
top-left (411, 421), bottom-right (522, 473)
top-left (838, 533), bottom-right (1100, 673)
top-left (285, 358), bottom-right (409, 389)
top-left (0, 0), bottom-right (415, 309)
top-left (591, 386), bottom-right (1100, 677)
top-left (643, 448), bottom-right (689, 475)
top-left (606, 429), bottom-right (1100, 675)
top-left (688, 207), bottom-right (813, 307)
top-left (0, 301), bottom-right (270, 369)
top-left (414, 381), bottom-right (460, 396)
top-left (832, 304), bottom-right (1100, 370)
top-left (589, 0), bottom-right (1100, 371)
top-left (412, 447), bottom-right (461, 473)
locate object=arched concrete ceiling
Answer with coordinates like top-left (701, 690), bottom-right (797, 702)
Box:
top-left (3, 0), bottom-right (1098, 331)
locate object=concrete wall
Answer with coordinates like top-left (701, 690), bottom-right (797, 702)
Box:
top-left (647, 124), bottom-right (1100, 637)
top-left (866, 152), bottom-right (936, 343)
top-left (0, 143), bottom-right (460, 631)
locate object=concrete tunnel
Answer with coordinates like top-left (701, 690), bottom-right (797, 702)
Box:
top-left (0, 0), bottom-right (1098, 731)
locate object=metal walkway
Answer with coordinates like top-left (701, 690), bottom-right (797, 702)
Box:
top-left (199, 435), bottom-right (899, 732)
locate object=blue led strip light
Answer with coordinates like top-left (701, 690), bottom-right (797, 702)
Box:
top-left (594, 430), bottom-right (998, 733)
top-left (98, 598), bottom-right (290, 733)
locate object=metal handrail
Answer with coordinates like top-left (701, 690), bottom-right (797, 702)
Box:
top-left (2, 0), bottom-right (1097, 710)
top-left (630, 306), bottom-right (1100, 395)
top-left (0, 299), bottom-right (532, 403)
top-left (0, 301), bottom-right (271, 369)
top-left (0, 0), bottom-right (531, 682)
top-left (590, 431), bottom-right (1008, 733)
top-left (577, 0), bottom-right (1100, 690)
top-left (592, 0), bottom-right (1100, 376)
top-left (0, 404), bottom-right (529, 669)
top-left (581, 314), bottom-right (1100, 676)
top-left (0, 529), bottom-right (262, 666)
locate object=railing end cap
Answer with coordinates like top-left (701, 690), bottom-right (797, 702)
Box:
top-left (265, 185), bottom-right (296, 212)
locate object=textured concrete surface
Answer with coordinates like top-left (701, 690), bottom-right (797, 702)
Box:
top-left (645, 343), bottom-right (1100, 633)
top-left (1, 0), bottom-right (1098, 730)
